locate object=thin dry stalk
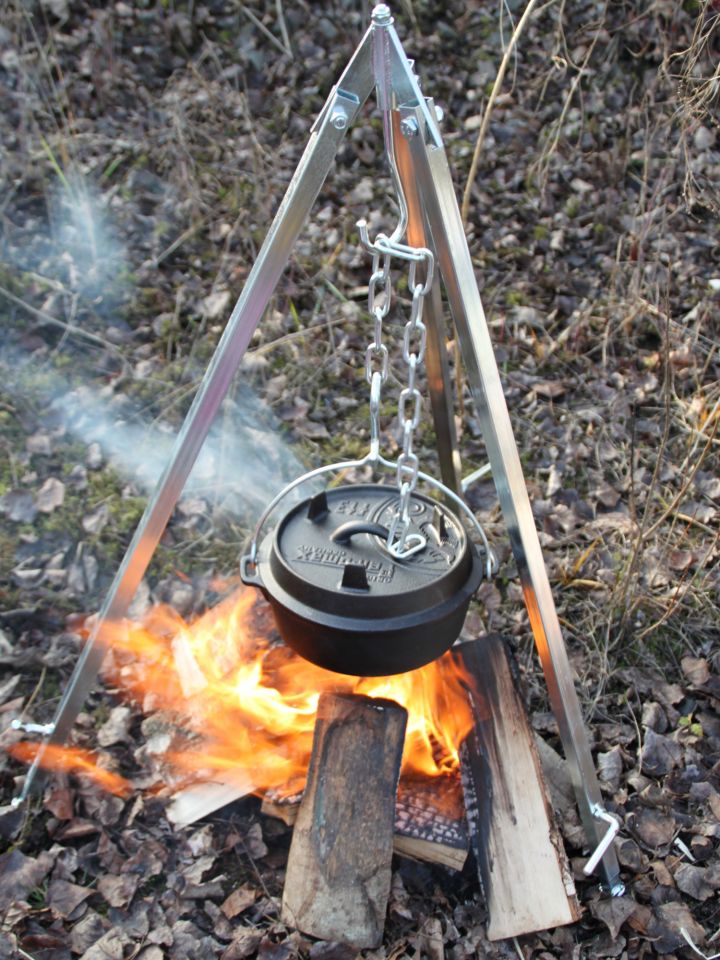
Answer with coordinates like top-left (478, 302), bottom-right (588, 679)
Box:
top-left (636, 528), bottom-right (720, 642)
top-left (274, 0), bottom-right (293, 59)
top-left (400, 0), bottom-right (420, 36)
top-left (461, 0), bottom-right (545, 225)
top-left (0, 283), bottom-right (124, 358)
top-left (529, 0), bottom-right (608, 196)
top-left (672, 2), bottom-right (720, 209)
top-left (238, 1), bottom-right (292, 59)
top-left (609, 291), bottom-right (718, 648)
top-left (612, 305), bottom-right (673, 641)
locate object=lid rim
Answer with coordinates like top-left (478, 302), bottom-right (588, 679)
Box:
top-left (261, 484), bottom-right (479, 621)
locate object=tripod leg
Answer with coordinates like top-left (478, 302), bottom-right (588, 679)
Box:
top-left (403, 108), bottom-right (623, 892)
top-left (392, 111), bottom-right (462, 495)
top-left (17, 47), bottom-right (374, 801)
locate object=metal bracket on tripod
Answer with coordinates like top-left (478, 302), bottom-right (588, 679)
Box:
top-left (15, 3), bottom-right (623, 894)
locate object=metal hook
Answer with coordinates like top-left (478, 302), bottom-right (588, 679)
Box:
top-left (372, 5), bottom-right (408, 245)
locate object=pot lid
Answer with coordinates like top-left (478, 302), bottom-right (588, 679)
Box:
top-left (261, 484), bottom-right (479, 620)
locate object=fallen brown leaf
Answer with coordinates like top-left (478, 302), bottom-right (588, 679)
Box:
top-left (648, 900), bottom-right (706, 954)
top-left (36, 476), bottom-right (65, 513)
top-left (221, 928), bottom-right (264, 960)
top-left (640, 728), bottom-right (682, 777)
top-left (78, 927), bottom-right (130, 960)
top-left (97, 872), bottom-right (139, 909)
top-left (221, 882), bottom-right (258, 919)
top-left (629, 808), bottom-right (676, 850)
top-left (0, 849), bottom-right (54, 912)
top-left (47, 877), bottom-right (92, 919)
top-left (681, 656), bottom-right (710, 687)
top-left (673, 862), bottom-right (716, 901)
top-left (589, 895), bottom-right (638, 939)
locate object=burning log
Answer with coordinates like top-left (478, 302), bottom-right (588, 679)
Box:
top-left (280, 692), bottom-right (407, 950)
top-left (263, 772), bottom-right (469, 871)
top-left (456, 637), bottom-right (580, 940)
top-left (393, 775), bottom-right (468, 870)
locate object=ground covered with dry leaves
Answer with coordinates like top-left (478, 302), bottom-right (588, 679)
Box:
top-left (0, 1), bottom-right (719, 958)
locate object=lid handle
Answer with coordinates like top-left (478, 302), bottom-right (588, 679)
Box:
top-left (330, 521), bottom-right (391, 544)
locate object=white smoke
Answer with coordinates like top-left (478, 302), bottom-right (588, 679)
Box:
top-left (53, 180), bottom-right (126, 299)
top-left (3, 173), bottom-right (312, 525)
top-left (52, 380), bottom-right (312, 519)
top-left (8, 177), bottom-right (127, 304)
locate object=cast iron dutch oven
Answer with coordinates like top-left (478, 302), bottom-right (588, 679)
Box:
top-left (240, 484), bottom-right (483, 676)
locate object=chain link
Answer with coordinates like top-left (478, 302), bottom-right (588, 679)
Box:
top-left (365, 248), bottom-right (392, 386)
top-left (369, 369), bottom-right (382, 460)
top-left (359, 219), bottom-right (435, 558)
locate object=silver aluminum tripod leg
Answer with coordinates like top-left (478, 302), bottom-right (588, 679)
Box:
top-left (16, 31), bottom-right (375, 804)
top-left (401, 104), bottom-right (623, 893)
top-left (392, 110), bottom-right (462, 495)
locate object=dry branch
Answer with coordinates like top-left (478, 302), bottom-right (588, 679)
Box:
top-left (461, 0), bottom-right (545, 224)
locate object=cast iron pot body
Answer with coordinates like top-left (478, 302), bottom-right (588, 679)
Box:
top-left (241, 484), bottom-right (483, 676)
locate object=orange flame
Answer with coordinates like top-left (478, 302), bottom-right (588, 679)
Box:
top-left (17, 587), bottom-right (475, 798)
top-left (9, 742), bottom-right (131, 796)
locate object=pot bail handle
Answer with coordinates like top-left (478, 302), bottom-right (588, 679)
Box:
top-left (330, 521), bottom-right (391, 544)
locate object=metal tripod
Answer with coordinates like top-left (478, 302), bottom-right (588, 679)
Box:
top-left (15, 4), bottom-right (622, 894)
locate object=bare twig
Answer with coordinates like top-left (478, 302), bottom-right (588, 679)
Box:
top-left (636, 528), bottom-right (720, 642)
top-left (641, 421), bottom-right (717, 542)
top-left (238, 2), bottom-right (291, 58)
top-left (274, 0), bottom-right (293, 59)
top-left (0, 283), bottom-right (124, 356)
top-left (149, 218), bottom-right (209, 269)
top-left (677, 392), bottom-right (720, 473)
top-left (461, 0), bottom-right (546, 225)
top-left (673, 3), bottom-right (720, 209)
top-left (529, 1), bottom-right (607, 196)
top-left (614, 303), bottom-right (674, 638)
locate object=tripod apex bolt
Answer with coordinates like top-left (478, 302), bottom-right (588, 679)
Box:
top-left (372, 4), bottom-right (393, 25)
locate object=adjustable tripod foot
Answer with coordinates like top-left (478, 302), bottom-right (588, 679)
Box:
top-left (584, 803), bottom-right (625, 894)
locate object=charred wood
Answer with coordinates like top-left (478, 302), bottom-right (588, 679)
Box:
top-left (263, 771), bottom-right (469, 871)
top-left (455, 636), bottom-right (580, 940)
top-left (280, 692), bottom-right (407, 949)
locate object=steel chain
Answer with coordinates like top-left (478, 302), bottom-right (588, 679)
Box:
top-left (365, 248), bottom-right (392, 386)
top-left (359, 220), bottom-right (434, 558)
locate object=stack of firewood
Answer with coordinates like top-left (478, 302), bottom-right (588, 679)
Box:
top-left (166, 636), bottom-right (580, 948)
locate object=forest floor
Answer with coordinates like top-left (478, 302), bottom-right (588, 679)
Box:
top-left (0, 1), bottom-right (719, 958)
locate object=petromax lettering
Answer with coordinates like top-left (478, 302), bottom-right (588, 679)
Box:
top-left (296, 544), bottom-right (394, 581)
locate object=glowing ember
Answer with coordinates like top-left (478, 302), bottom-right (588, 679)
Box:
top-left (16, 587), bottom-right (477, 798)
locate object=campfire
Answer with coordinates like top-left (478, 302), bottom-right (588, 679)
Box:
top-left (14, 585), bottom-right (474, 807)
top-left (77, 587), bottom-right (473, 790)
top-left (12, 586), bottom-right (580, 946)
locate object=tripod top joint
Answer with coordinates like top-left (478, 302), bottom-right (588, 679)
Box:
top-left (372, 4), bottom-right (393, 26)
